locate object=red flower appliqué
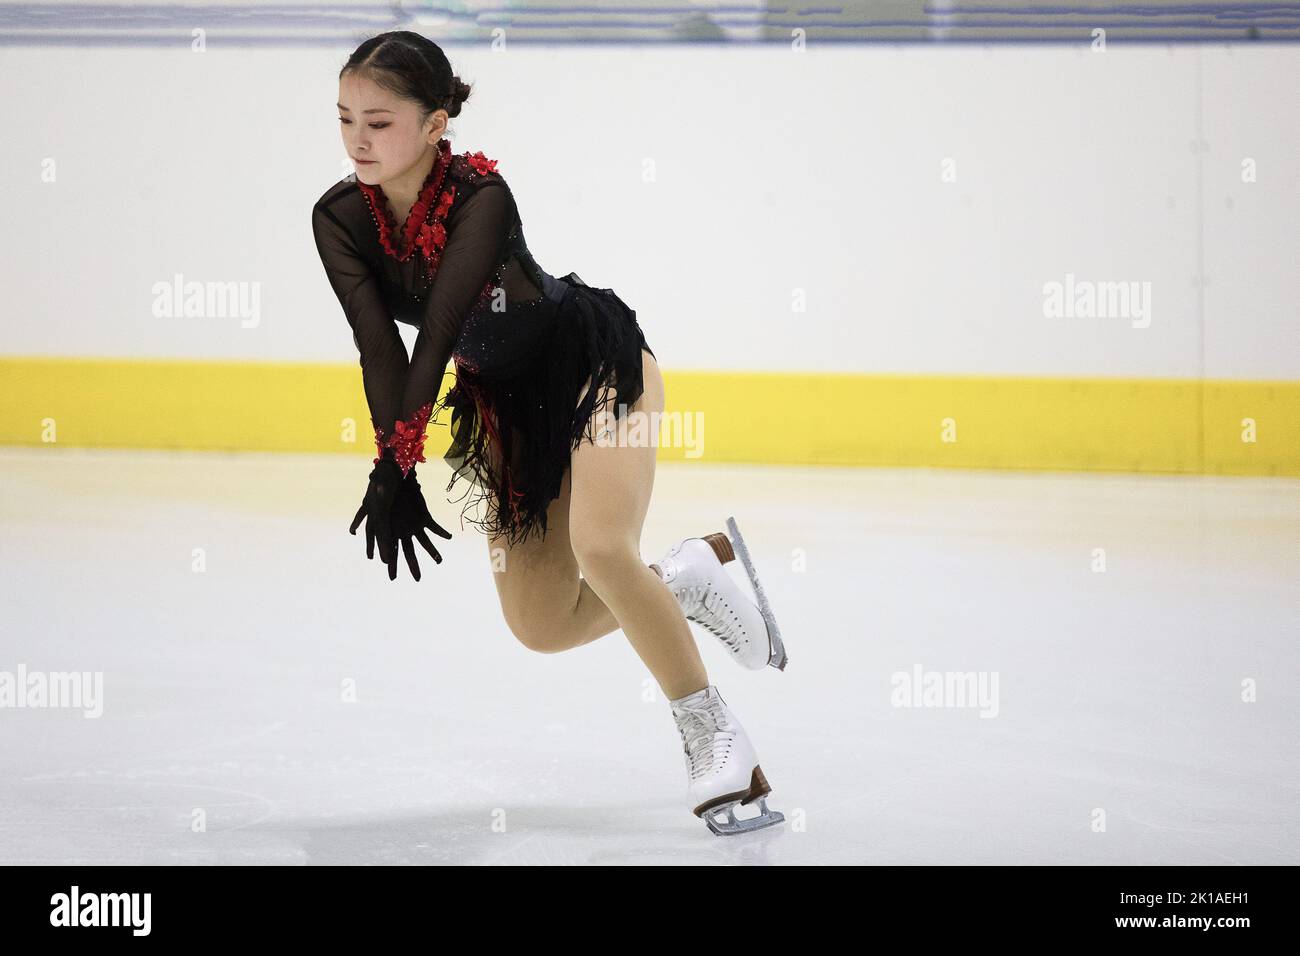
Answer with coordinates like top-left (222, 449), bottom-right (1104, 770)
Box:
top-left (358, 142), bottom-right (502, 284)
top-left (373, 401), bottom-right (434, 477)
top-left (414, 210), bottom-right (449, 261)
top-left (358, 139), bottom-right (455, 280)
top-left (466, 151), bottom-right (498, 177)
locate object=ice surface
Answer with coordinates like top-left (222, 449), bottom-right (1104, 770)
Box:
top-left (1, 448), bottom-right (1296, 864)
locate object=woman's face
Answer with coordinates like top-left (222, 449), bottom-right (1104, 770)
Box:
top-left (337, 71), bottom-right (445, 186)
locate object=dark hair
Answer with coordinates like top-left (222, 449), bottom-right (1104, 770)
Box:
top-left (340, 31), bottom-right (472, 121)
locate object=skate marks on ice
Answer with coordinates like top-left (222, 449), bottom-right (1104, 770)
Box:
top-left (0, 776), bottom-right (282, 865)
top-left (270, 802), bottom-right (786, 866)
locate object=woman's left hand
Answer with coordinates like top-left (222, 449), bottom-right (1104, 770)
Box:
top-left (385, 467), bottom-right (453, 582)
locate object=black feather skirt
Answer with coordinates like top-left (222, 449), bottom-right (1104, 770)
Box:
top-left (433, 271), bottom-right (655, 547)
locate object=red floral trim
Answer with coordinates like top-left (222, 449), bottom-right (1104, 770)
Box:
top-left (357, 139), bottom-right (456, 281)
top-left (357, 141), bottom-right (504, 286)
top-left (466, 151), bottom-right (498, 177)
top-left (373, 401), bottom-right (434, 477)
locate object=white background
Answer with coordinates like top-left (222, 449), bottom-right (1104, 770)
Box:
top-left (2, 44), bottom-right (1296, 379)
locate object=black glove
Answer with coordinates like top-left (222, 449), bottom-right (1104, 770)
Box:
top-left (350, 452), bottom-right (403, 566)
top-left (384, 466), bottom-right (454, 582)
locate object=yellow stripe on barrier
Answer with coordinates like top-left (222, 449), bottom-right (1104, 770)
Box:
top-left (1, 357), bottom-right (1296, 476)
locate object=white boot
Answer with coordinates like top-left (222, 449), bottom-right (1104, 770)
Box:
top-left (670, 684), bottom-right (784, 836)
top-left (652, 517), bottom-right (788, 671)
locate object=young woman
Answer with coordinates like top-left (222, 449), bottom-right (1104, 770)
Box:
top-left (310, 31), bottom-right (789, 836)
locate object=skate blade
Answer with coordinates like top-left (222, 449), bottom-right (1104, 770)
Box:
top-left (725, 516), bottom-right (788, 671)
top-left (703, 795), bottom-right (785, 836)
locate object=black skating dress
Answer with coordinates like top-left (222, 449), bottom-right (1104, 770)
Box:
top-left (312, 138), bottom-right (655, 547)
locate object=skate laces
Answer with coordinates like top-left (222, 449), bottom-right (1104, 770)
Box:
top-left (677, 584), bottom-right (742, 653)
top-left (675, 699), bottom-right (731, 780)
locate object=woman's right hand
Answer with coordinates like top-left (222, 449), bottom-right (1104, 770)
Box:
top-left (350, 454), bottom-right (403, 566)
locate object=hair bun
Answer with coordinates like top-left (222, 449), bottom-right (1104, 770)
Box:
top-left (445, 76), bottom-right (471, 118)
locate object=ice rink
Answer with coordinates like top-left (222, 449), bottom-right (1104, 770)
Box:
top-left (1, 448), bottom-right (1297, 865)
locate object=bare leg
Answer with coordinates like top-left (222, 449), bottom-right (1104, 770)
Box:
top-left (486, 463), bottom-right (641, 652)
top-left (566, 350), bottom-right (707, 701)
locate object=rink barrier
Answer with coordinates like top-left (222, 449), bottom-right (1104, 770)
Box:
top-left (0, 357), bottom-right (1296, 476)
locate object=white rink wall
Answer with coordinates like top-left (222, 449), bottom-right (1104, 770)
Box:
top-left (1, 43), bottom-right (1296, 380)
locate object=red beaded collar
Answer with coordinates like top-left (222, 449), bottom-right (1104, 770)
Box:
top-left (356, 139), bottom-right (501, 282)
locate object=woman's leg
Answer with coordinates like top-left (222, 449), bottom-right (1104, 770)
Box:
top-left (486, 463), bottom-right (626, 652)
top-left (567, 349), bottom-right (708, 701)
top-left (485, 358), bottom-right (666, 652)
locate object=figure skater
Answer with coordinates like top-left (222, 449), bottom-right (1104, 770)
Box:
top-left (310, 31), bottom-right (788, 835)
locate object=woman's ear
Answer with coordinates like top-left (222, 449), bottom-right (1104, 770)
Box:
top-left (426, 109), bottom-right (447, 142)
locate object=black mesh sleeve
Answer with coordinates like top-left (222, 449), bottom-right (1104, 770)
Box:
top-left (311, 201), bottom-right (409, 442)
top-left (401, 181), bottom-right (514, 420)
top-left (312, 179), bottom-right (515, 443)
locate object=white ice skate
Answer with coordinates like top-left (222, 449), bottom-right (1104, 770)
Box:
top-left (670, 684), bottom-right (784, 836)
top-left (652, 516), bottom-right (787, 671)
